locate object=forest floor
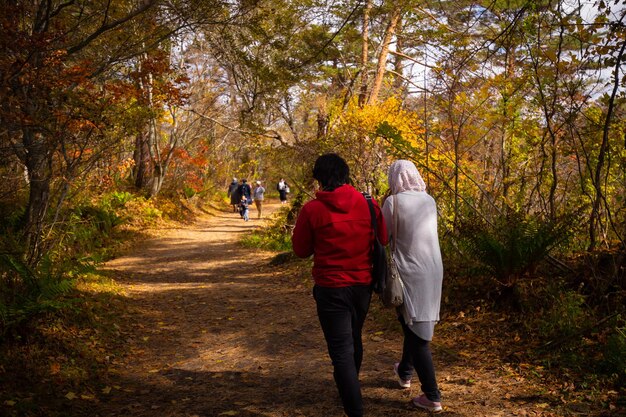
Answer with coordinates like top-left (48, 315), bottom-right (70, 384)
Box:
top-left (3, 200), bottom-right (623, 417)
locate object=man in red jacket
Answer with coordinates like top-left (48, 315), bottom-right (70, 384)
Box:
top-left (292, 153), bottom-right (387, 417)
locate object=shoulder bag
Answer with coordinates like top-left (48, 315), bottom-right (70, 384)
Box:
top-left (382, 195), bottom-right (404, 307)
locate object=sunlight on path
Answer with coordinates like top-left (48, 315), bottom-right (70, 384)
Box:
top-left (99, 201), bottom-right (351, 417)
top-left (98, 200), bottom-right (553, 417)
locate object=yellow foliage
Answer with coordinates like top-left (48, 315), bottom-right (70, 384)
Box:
top-left (322, 97), bottom-right (428, 191)
top-left (331, 97), bottom-right (424, 149)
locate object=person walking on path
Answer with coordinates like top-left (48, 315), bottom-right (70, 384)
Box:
top-left (238, 179), bottom-right (252, 204)
top-left (238, 195), bottom-right (250, 221)
top-left (227, 177), bottom-right (240, 212)
top-left (253, 180), bottom-right (265, 219)
top-left (292, 153), bottom-right (387, 417)
top-left (277, 178), bottom-right (289, 204)
top-left (382, 160), bottom-right (444, 413)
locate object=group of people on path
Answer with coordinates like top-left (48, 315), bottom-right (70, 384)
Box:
top-left (227, 177), bottom-right (290, 221)
top-left (292, 154), bottom-right (444, 416)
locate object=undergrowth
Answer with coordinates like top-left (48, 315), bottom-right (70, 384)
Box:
top-left (0, 270), bottom-right (129, 416)
top-left (0, 188), bottom-right (201, 415)
top-left (0, 190), bottom-right (197, 338)
top-left (240, 205), bottom-right (294, 252)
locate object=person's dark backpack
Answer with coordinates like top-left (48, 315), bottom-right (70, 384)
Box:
top-left (239, 183), bottom-right (250, 198)
top-left (363, 193), bottom-right (386, 294)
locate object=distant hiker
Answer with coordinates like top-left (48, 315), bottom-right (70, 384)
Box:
top-left (253, 180), bottom-right (265, 219)
top-left (383, 160), bottom-right (443, 413)
top-left (238, 179), bottom-right (252, 204)
top-left (227, 177), bottom-right (240, 212)
top-left (292, 153), bottom-right (387, 417)
top-left (277, 178), bottom-right (289, 204)
top-left (239, 195), bottom-right (250, 221)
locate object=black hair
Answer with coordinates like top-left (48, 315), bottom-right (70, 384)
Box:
top-left (312, 153), bottom-right (350, 191)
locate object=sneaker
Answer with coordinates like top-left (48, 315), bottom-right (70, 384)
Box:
top-left (412, 394), bottom-right (442, 413)
top-left (393, 362), bottom-right (411, 388)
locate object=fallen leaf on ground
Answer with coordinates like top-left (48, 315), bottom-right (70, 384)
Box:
top-left (50, 363), bottom-right (61, 375)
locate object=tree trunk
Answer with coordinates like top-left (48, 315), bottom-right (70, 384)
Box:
top-left (317, 99), bottom-right (329, 139)
top-left (133, 131), bottom-right (151, 190)
top-left (589, 37), bottom-right (626, 249)
top-left (367, 5), bottom-right (401, 105)
top-left (500, 44), bottom-right (514, 201)
top-left (23, 130), bottom-right (51, 265)
top-left (147, 115), bottom-right (160, 197)
top-left (358, 0), bottom-right (372, 108)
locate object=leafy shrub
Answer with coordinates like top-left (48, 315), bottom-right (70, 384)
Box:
top-left (0, 203), bottom-right (25, 232)
top-left (143, 205), bottom-right (162, 219)
top-left (75, 205), bottom-right (122, 235)
top-left (538, 290), bottom-right (588, 340)
top-left (48, 204), bottom-right (122, 261)
top-left (108, 191), bottom-right (134, 208)
top-left (123, 197), bottom-right (163, 227)
top-left (578, 249), bottom-right (626, 306)
top-left (602, 324), bottom-right (626, 386)
top-left (241, 205), bottom-right (293, 252)
top-left (183, 185), bottom-right (196, 199)
top-left (454, 210), bottom-right (577, 287)
top-left (0, 253), bottom-right (79, 337)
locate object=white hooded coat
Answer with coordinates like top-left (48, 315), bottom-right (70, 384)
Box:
top-left (382, 160), bottom-right (443, 340)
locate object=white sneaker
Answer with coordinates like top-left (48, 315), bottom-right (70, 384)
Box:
top-left (394, 362), bottom-right (411, 388)
top-left (412, 394), bottom-right (442, 413)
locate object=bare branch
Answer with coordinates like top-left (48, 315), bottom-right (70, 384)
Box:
top-left (66, 0), bottom-right (157, 56)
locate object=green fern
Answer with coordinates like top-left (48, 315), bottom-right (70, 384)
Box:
top-left (455, 210), bottom-right (577, 286)
top-left (0, 253), bottom-right (77, 336)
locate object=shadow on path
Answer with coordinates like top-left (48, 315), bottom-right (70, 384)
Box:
top-left (88, 202), bottom-right (559, 417)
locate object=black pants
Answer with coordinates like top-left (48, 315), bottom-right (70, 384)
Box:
top-left (396, 316), bottom-right (441, 402)
top-left (313, 285), bottom-right (371, 417)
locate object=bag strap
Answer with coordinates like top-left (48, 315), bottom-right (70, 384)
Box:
top-left (391, 195), bottom-right (397, 253)
top-left (362, 192), bottom-right (377, 237)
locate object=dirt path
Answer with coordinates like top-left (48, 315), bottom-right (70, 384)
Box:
top-left (95, 201), bottom-right (572, 417)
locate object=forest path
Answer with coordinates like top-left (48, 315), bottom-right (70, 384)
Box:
top-left (97, 200), bottom-right (560, 417)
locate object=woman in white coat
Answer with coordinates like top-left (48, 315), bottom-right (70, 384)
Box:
top-left (382, 160), bottom-right (443, 413)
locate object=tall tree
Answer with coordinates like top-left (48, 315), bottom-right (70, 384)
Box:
top-left (0, 0), bottom-right (229, 263)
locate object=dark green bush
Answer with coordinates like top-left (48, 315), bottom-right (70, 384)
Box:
top-left (602, 324), bottom-right (626, 386)
top-left (0, 253), bottom-right (79, 338)
top-left (454, 209), bottom-right (578, 287)
top-left (538, 290), bottom-right (588, 340)
top-left (75, 205), bottom-right (122, 235)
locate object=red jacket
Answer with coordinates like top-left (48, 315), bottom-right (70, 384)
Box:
top-left (292, 184), bottom-right (388, 287)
